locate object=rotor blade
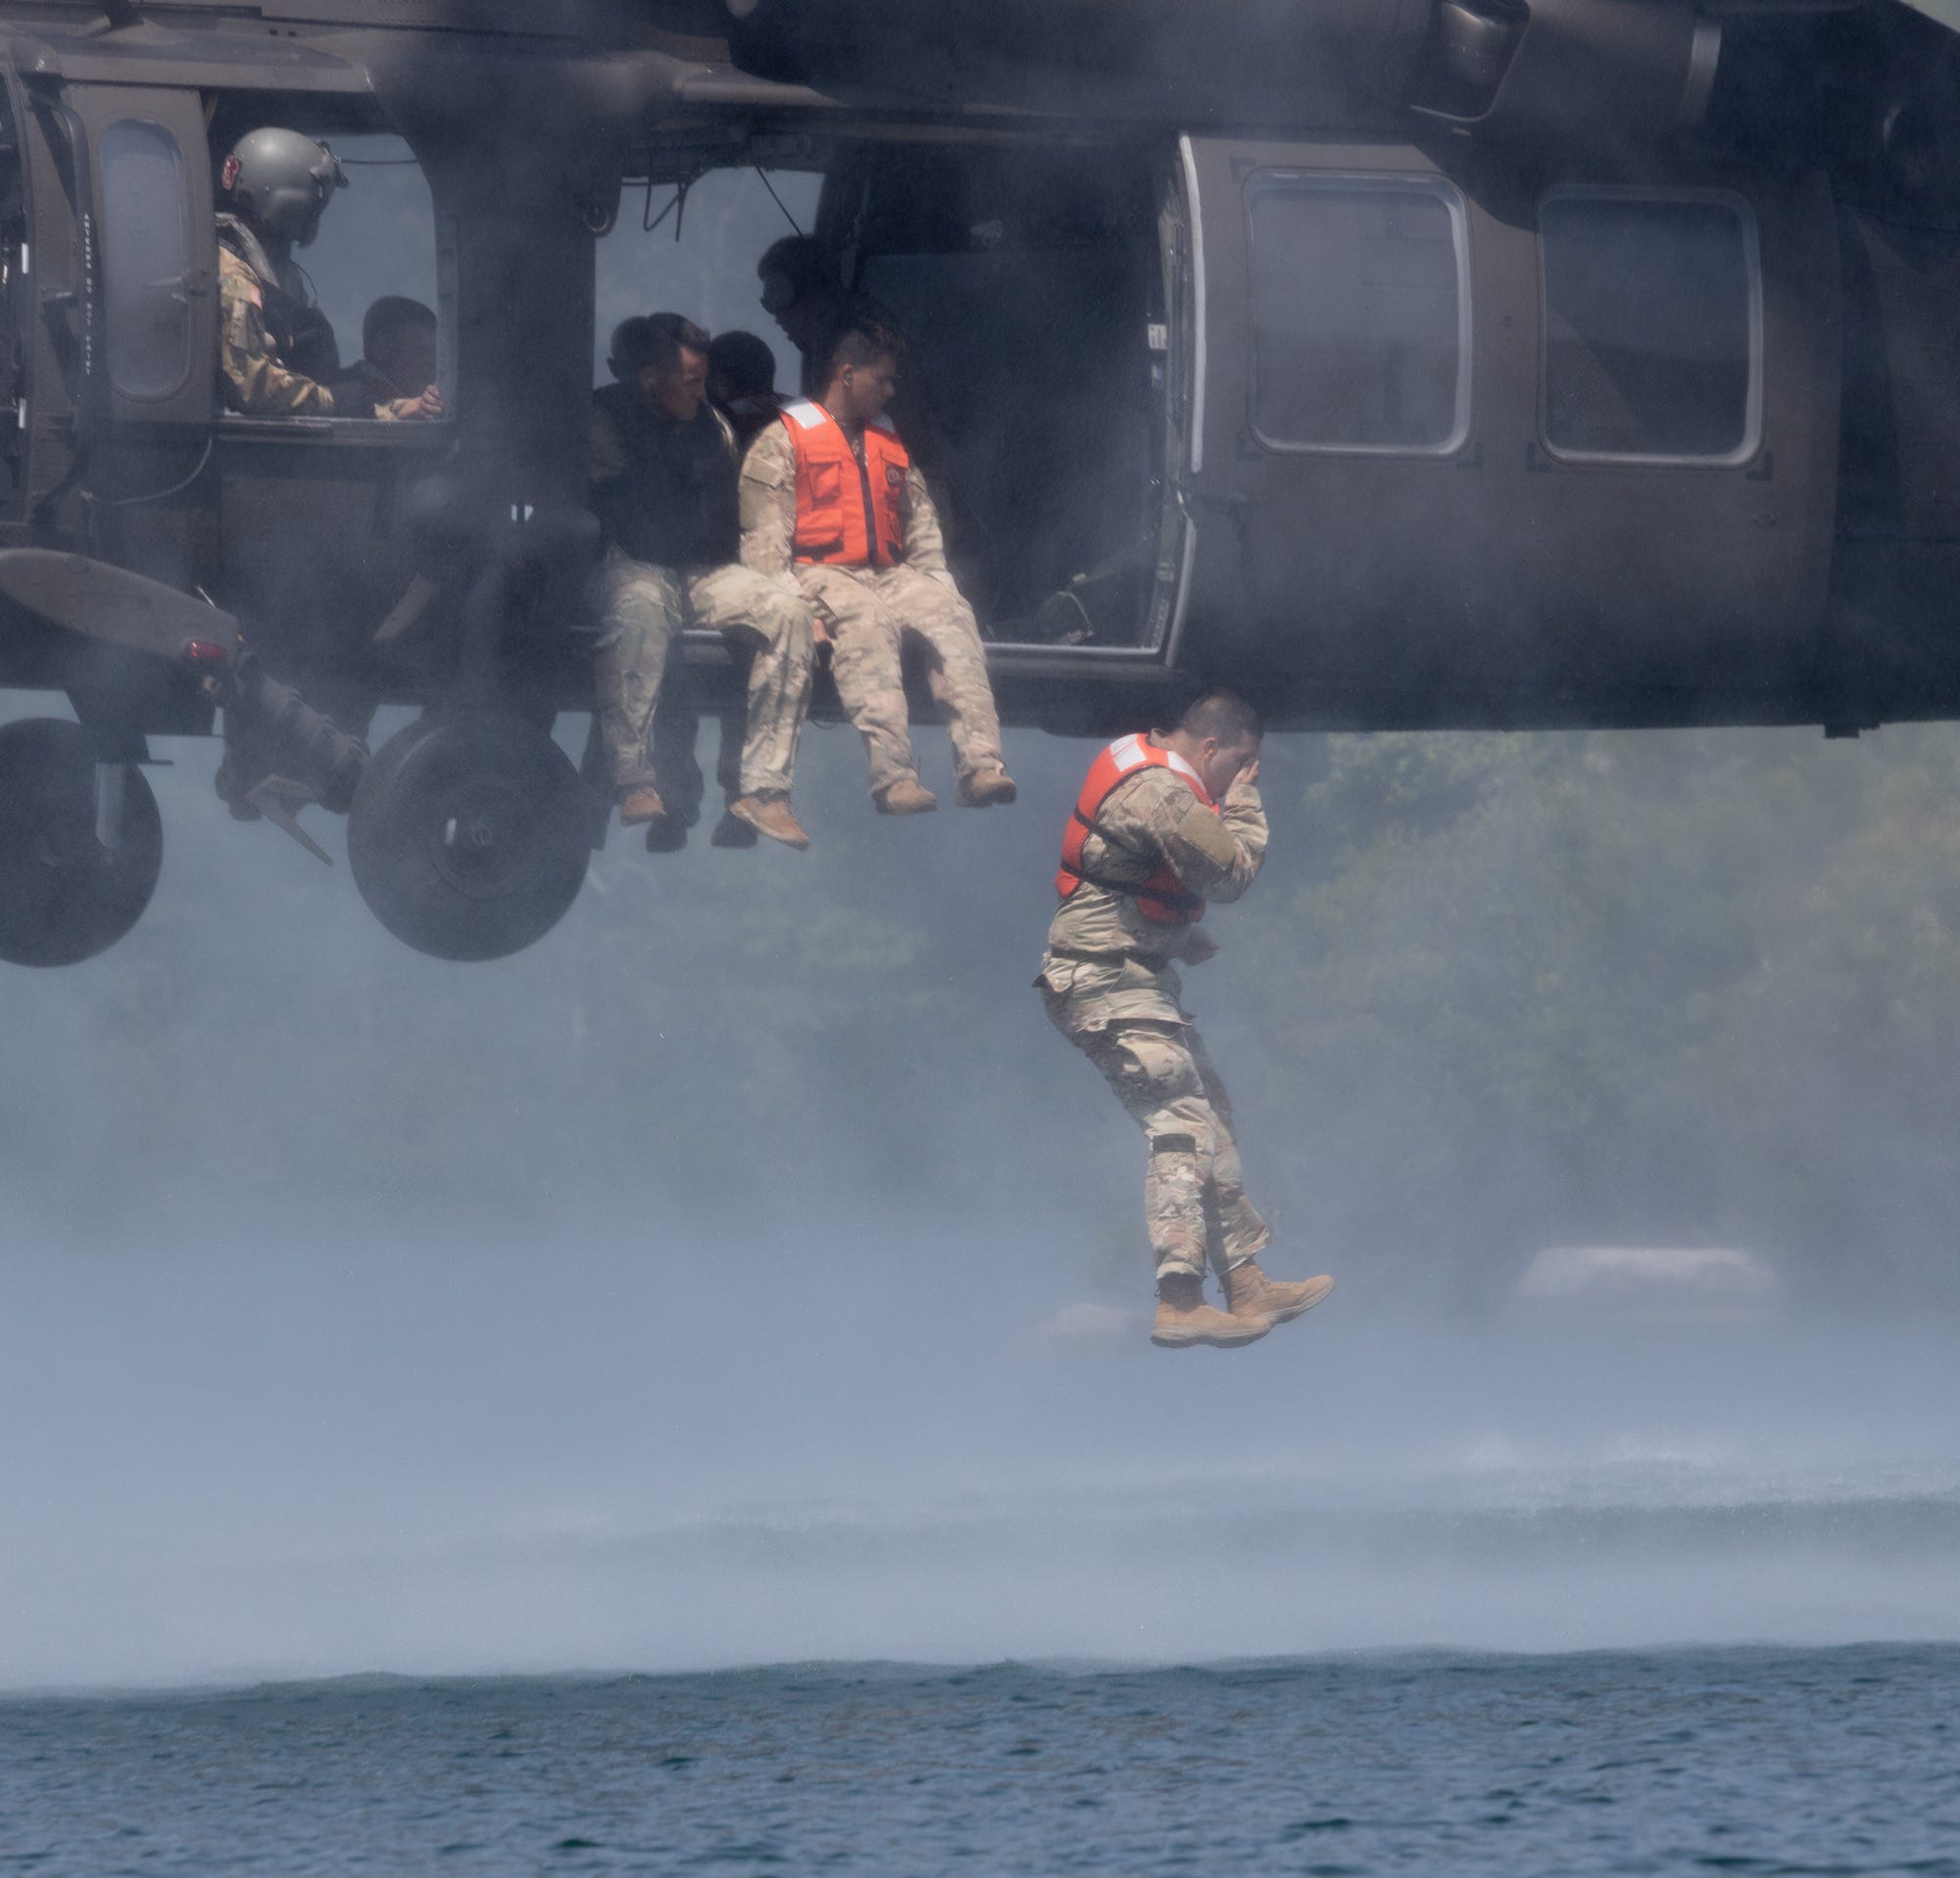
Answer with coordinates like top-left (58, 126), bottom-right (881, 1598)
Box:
top-left (0, 549), bottom-right (238, 660)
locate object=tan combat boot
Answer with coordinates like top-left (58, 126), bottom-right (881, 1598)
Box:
top-left (617, 785), bottom-right (666, 826)
top-left (1152, 1272), bottom-right (1270, 1350)
top-left (957, 766), bottom-right (1018, 808)
top-left (1222, 1260), bottom-right (1335, 1330)
top-left (875, 777), bottom-right (938, 815)
top-left (728, 793), bottom-right (810, 850)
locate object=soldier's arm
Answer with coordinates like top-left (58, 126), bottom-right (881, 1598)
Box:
top-left (219, 270), bottom-right (334, 417)
top-left (1121, 768), bottom-right (1268, 904)
top-left (739, 425), bottom-right (799, 580)
top-left (900, 466), bottom-right (955, 581)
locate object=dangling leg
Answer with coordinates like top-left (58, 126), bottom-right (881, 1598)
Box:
top-left (685, 564), bottom-right (815, 847)
top-left (877, 567), bottom-right (1013, 804)
top-left (1054, 1011), bottom-right (1268, 1351)
top-left (591, 549), bottom-right (682, 825)
top-left (1183, 1024), bottom-right (1335, 1330)
top-left (802, 567), bottom-right (932, 813)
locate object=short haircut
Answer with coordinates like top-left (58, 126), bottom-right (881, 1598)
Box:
top-left (609, 311), bottom-right (710, 380)
top-left (757, 234), bottom-right (836, 298)
top-left (1180, 689), bottom-right (1262, 745)
top-left (822, 317), bottom-right (901, 380)
top-left (362, 295), bottom-right (434, 362)
top-left (708, 328), bottom-right (778, 397)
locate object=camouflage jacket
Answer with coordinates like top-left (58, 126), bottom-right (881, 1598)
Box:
top-left (217, 218), bottom-right (362, 419)
top-left (738, 417), bottom-right (951, 581)
top-left (1039, 755), bottom-right (1266, 1026)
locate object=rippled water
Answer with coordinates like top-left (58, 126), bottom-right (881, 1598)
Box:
top-left (4, 1647), bottom-right (1957, 1875)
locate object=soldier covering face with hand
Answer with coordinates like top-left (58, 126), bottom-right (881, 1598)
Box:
top-left (1037, 692), bottom-right (1334, 1350)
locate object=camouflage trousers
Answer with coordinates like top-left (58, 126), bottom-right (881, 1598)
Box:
top-left (593, 548), bottom-right (814, 798)
top-left (1043, 1001), bottom-right (1271, 1283)
top-left (795, 564), bottom-right (1005, 798)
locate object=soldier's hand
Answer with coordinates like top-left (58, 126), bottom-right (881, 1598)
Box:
top-left (1225, 758), bottom-right (1260, 803)
top-left (386, 387), bottom-right (445, 421)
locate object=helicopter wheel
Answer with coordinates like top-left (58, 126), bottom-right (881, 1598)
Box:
top-left (347, 711), bottom-right (590, 963)
top-left (0, 717), bottom-right (164, 968)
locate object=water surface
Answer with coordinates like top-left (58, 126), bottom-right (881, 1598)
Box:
top-left (4, 1648), bottom-right (1956, 1875)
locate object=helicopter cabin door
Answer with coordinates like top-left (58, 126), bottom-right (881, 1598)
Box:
top-left (53, 84), bottom-right (217, 600)
top-left (1178, 135), bottom-right (1840, 730)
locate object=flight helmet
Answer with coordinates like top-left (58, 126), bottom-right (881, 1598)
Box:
top-left (220, 128), bottom-right (347, 248)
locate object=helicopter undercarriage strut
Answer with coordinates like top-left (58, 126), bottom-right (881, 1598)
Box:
top-left (0, 548), bottom-right (595, 968)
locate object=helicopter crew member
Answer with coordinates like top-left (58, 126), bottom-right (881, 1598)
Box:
top-left (590, 313), bottom-right (816, 850)
top-left (216, 127), bottom-right (443, 421)
top-left (739, 319), bottom-right (1014, 815)
top-left (1036, 692), bottom-right (1334, 1350)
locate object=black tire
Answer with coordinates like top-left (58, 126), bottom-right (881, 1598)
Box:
top-left (347, 712), bottom-right (589, 963)
top-left (0, 718), bottom-right (163, 968)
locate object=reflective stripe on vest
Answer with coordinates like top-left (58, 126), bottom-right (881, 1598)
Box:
top-left (1054, 732), bottom-right (1216, 926)
top-left (781, 399), bottom-right (908, 568)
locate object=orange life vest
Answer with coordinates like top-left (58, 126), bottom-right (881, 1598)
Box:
top-left (781, 398), bottom-right (908, 568)
top-left (1055, 732), bottom-right (1216, 926)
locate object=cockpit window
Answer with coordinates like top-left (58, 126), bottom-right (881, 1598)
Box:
top-left (1539, 189), bottom-right (1760, 465)
top-left (301, 132), bottom-right (440, 411)
top-left (1247, 173), bottom-right (1470, 455)
top-left (100, 119), bottom-right (191, 402)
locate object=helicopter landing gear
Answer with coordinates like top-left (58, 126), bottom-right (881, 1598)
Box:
top-left (347, 711), bottom-right (590, 964)
top-left (0, 717), bottom-right (164, 968)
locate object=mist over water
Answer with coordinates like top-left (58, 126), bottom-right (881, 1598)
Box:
top-left (7, 1226), bottom-right (1960, 1688)
top-left (6, 692), bottom-right (1960, 1692)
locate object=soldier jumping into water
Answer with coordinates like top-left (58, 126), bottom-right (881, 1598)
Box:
top-left (1037, 691), bottom-right (1334, 1350)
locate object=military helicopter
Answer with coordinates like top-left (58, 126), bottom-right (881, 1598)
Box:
top-left (0, 0), bottom-right (1956, 968)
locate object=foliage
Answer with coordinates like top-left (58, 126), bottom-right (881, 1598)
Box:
top-left (1221, 727), bottom-right (1960, 1308)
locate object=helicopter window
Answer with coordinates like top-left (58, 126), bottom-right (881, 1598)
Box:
top-left (100, 119), bottom-right (193, 402)
top-left (593, 168), bottom-right (822, 385)
top-left (1247, 173), bottom-right (1470, 456)
top-left (201, 116), bottom-right (444, 423)
top-left (291, 132), bottom-right (441, 419)
top-left (1540, 190), bottom-right (1760, 465)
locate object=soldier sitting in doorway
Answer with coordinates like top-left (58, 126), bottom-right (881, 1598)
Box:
top-left (739, 318), bottom-right (1015, 815)
top-left (589, 313), bottom-right (817, 850)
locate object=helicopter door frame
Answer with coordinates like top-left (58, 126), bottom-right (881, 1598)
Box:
top-left (1178, 134), bottom-right (1492, 709)
top-left (802, 132), bottom-right (1193, 673)
top-left (0, 74), bottom-right (33, 531)
top-left (62, 83), bottom-right (216, 434)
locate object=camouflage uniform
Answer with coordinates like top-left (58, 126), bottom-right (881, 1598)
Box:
top-left (590, 399), bottom-right (814, 800)
top-left (740, 420), bottom-right (1005, 797)
top-left (1037, 755), bottom-right (1270, 1282)
top-left (216, 219), bottom-right (342, 418)
top-left (591, 550), bottom-right (813, 798)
